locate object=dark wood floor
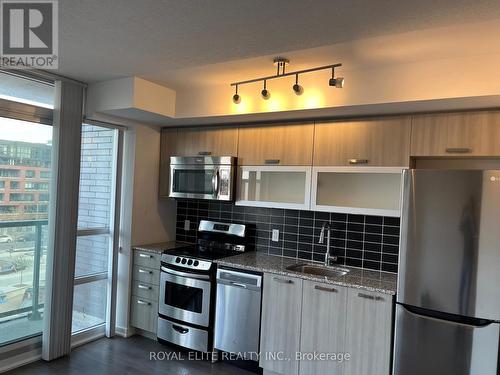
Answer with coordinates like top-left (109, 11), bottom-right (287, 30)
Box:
top-left (7, 336), bottom-right (255, 375)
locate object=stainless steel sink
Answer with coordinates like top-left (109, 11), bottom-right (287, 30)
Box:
top-left (286, 264), bottom-right (350, 277)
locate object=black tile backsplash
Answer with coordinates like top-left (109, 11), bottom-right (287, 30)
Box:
top-left (175, 199), bottom-right (400, 274)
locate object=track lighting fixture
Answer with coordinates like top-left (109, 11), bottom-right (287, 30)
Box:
top-left (230, 58), bottom-right (343, 103)
top-left (329, 67), bottom-right (344, 88)
top-left (292, 74), bottom-right (303, 95)
top-left (261, 80), bottom-right (270, 100)
top-left (232, 85), bottom-right (240, 104)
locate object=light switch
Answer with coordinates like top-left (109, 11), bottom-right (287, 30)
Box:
top-left (184, 220), bottom-right (190, 231)
top-left (272, 229), bottom-right (280, 242)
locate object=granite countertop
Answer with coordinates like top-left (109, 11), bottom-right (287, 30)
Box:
top-left (132, 241), bottom-right (193, 254)
top-left (215, 252), bottom-right (397, 295)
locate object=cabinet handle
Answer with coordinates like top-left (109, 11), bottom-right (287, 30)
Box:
top-left (314, 285), bottom-right (338, 293)
top-left (198, 151), bottom-right (212, 156)
top-left (273, 277), bottom-right (294, 284)
top-left (137, 284), bottom-right (152, 290)
top-left (138, 269), bottom-right (152, 274)
top-left (358, 292), bottom-right (384, 301)
top-left (137, 299), bottom-right (151, 306)
top-left (445, 147), bottom-right (472, 154)
top-left (138, 253), bottom-right (153, 258)
top-left (265, 159), bottom-right (280, 165)
top-left (349, 159), bottom-right (369, 165)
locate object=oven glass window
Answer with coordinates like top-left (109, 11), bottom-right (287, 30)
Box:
top-left (165, 282), bottom-right (203, 313)
top-left (172, 169), bottom-right (214, 195)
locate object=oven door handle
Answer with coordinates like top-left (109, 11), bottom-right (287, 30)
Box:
top-left (161, 266), bottom-right (211, 280)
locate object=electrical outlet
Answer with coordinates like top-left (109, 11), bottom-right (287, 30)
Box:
top-left (272, 229), bottom-right (280, 242)
top-left (184, 220), bottom-right (190, 231)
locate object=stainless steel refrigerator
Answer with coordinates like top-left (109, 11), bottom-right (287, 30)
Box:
top-left (394, 169), bottom-right (500, 375)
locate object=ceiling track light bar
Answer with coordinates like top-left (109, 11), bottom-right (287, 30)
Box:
top-left (230, 63), bottom-right (342, 87)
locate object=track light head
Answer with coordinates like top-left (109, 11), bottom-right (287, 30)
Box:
top-left (232, 85), bottom-right (241, 104)
top-left (293, 74), bottom-right (303, 95)
top-left (329, 77), bottom-right (344, 88)
top-left (261, 80), bottom-right (270, 99)
top-left (292, 83), bottom-right (303, 95)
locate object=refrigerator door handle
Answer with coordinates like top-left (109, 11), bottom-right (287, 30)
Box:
top-left (401, 304), bottom-right (494, 328)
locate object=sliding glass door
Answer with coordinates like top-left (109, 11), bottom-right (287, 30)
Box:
top-left (72, 123), bottom-right (122, 335)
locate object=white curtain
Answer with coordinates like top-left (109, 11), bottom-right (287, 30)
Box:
top-left (42, 80), bottom-right (84, 361)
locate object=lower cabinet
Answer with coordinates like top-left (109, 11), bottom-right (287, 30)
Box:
top-left (130, 249), bottom-right (160, 335)
top-left (344, 289), bottom-right (392, 375)
top-left (260, 272), bottom-right (393, 375)
top-left (300, 281), bottom-right (348, 375)
top-left (260, 274), bottom-right (303, 375)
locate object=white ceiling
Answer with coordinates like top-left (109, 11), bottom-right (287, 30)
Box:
top-left (59, 0), bottom-right (500, 86)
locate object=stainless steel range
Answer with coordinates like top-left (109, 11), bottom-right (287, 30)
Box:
top-left (157, 220), bottom-right (248, 352)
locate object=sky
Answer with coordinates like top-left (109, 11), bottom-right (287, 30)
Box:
top-left (0, 117), bottom-right (52, 144)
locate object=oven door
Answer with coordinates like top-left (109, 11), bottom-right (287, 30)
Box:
top-left (159, 266), bottom-right (211, 327)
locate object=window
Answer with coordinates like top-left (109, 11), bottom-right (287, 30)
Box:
top-left (73, 123), bottom-right (122, 334)
top-left (0, 116), bottom-right (52, 346)
top-left (25, 170), bottom-right (35, 178)
top-left (40, 171), bottom-right (50, 179)
top-left (25, 182), bottom-right (49, 190)
top-left (0, 169), bottom-right (19, 177)
top-left (9, 193), bottom-right (35, 202)
top-left (38, 193), bottom-right (49, 201)
top-left (0, 193), bottom-right (3, 200)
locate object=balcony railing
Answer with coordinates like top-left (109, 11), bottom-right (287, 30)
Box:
top-left (0, 219), bottom-right (47, 322)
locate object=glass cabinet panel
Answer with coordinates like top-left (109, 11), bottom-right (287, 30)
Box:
top-left (237, 167), bottom-right (311, 209)
top-left (312, 168), bottom-right (403, 216)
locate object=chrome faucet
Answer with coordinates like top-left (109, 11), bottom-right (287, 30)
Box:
top-left (319, 222), bottom-right (337, 266)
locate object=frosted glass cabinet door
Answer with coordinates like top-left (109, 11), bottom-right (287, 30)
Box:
top-left (236, 166), bottom-right (311, 209)
top-left (312, 167), bottom-right (403, 217)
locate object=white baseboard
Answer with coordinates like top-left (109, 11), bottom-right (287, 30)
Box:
top-left (0, 350), bottom-right (41, 374)
top-left (71, 325), bottom-right (106, 349)
top-left (115, 325), bottom-right (135, 338)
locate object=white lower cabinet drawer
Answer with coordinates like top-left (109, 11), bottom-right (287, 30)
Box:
top-left (130, 296), bottom-right (158, 333)
top-left (133, 250), bottom-right (161, 269)
top-left (131, 281), bottom-right (159, 301)
top-left (132, 265), bottom-right (160, 285)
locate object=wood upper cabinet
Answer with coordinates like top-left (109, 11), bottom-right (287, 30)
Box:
top-left (159, 128), bottom-right (177, 198)
top-left (260, 273), bottom-right (303, 375)
top-left (313, 117), bottom-right (412, 167)
top-left (411, 111), bottom-right (500, 157)
top-left (238, 123), bottom-right (314, 165)
top-left (300, 281), bottom-right (348, 375)
top-left (173, 126), bottom-right (239, 157)
top-left (344, 289), bottom-right (393, 375)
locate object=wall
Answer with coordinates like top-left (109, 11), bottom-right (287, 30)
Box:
top-left (130, 124), bottom-right (176, 246)
top-left (176, 199), bottom-right (400, 273)
top-left (172, 20), bottom-right (500, 120)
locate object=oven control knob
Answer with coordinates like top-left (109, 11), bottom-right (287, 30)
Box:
top-left (181, 258), bottom-right (187, 264)
top-left (175, 257), bottom-right (181, 263)
top-left (187, 259), bottom-right (193, 266)
top-left (193, 260), bottom-right (199, 267)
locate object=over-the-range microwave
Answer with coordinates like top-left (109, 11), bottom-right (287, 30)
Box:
top-left (169, 156), bottom-right (236, 201)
